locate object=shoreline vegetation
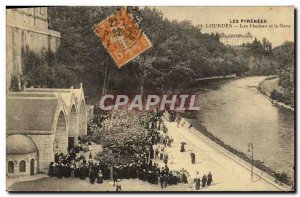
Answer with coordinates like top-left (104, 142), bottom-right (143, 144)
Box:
top-left (258, 76), bottom-right (294, 111)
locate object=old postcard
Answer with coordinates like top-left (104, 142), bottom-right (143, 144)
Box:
top-left (6, 6), bottom-right (295, 192)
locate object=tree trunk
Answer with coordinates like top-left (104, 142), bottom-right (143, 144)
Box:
top-left (140, 84), bottom-right (144, 96)
top-left (104, 70), bottom-right (112, 95)
top-left (140, 78), bottom-right (144, 96)
top-left (102, 64), bottom-right (108, 96)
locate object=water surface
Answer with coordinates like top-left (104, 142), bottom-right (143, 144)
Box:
top-left (195, 76), bottom-right (294, 173)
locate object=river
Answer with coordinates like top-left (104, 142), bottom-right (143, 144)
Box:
top-left (194, 76), bottom-right (294, 174)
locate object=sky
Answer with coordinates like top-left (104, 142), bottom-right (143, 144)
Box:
top-left (155, 6), bottom-right (294, 47)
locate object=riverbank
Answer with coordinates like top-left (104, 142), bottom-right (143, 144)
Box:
top-left (258, 76), bottom-right (294, 111)
top-left (161, 114), bottom-right (290, 191)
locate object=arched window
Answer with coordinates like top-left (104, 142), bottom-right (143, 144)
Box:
top-left (8, 161), bottom-right (14, 173)
top-left (19, 160), bottom-right (26, 172)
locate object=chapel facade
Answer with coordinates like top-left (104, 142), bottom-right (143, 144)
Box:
top-left (6, 85), bottom-right (87, 177)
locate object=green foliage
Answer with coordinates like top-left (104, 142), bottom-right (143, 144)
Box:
top-left (21, 46), bottom-right (77, 88)
top-left (273, 42), bottom-right (294, 106)
top-left (41, 7), bottom-right (293, 100)
top-left (90, 110), bottom-right (153, 164)
top-left (270, 90), bottom-right (293, 107)
top-left (236, 37), bottom-right (288, 76)
top-left (47, 7), bottom-right (249, 95)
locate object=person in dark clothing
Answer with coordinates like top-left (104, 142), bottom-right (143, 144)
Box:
top-left (145, 152), bottom-right (149, 163)
top-left (48, 162), bottom-right (55, 177)
top-left (207, 172), bottom-right (213, 186)
top-left (182, 173), bottom-right (188, 184)
top-left (154, 170), bottom-right (159, 185)
top-left (160, 151), bottom-right (164, 160)
top-left (159, 176), bottom-right (165, 189)
top-left (56, 163), bottom-right (63, 178)
top-left (195, 178), bottom-right (201, 190)
top-left (147, 170), bottom-right (153, 184)
top-left (149, 160), bottom-right (153, 169)
top-left (97, 170), bottom-right (103, 184)
top-left (163, 153), bottom-right (168, 164)
top-left (131, 164), bottom-right (137, 179)
top-left (164, 174), bottom-right (168, 188)
top-left (190, 153), bottom-right (196, 164)
top-left (180, 144), bottom-right (185, 152)
top-left (163, 138), bottom-right (167, 147)
top-left (54, 153), bottom-right (59, 163)
top-left (168, 173), bottom-right (173, 185)
top-left (84, 165), bottom-right (89, 178)
top-left (141, 169), bottom-right (147, 182)
top-left (150, 146), bottom-right (154, 159)
top-left (89, 167), bottom-right (96, 184)
top-left (202, 174), bottom-right (207, 188)
top-left (62, 164), bottom-right (67, 178)
top-left (125, 164), bottom-right (130, 179)
top-left (103, 166), bottom-right (110, 180)
top-left (172, 174), bottom-right (178, 185)
top-left (137, 168), bottom-right (142, 180)
top-left (165, 165), bottom-right (169, 175)
top-left (79, 165), bottom-right (87, 180)
top-left (74, 167), bottom-right (80, 178)
top-left (116, 180), bottom-right (122, 192)
top-left (113, 167), bottom-right (118, 186)
top-left (65, 164), bottom-right (71, 178)
top-left (167, 138), bottom-right (172, 147)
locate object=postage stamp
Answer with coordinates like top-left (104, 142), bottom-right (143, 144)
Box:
top-left (5, 6), bottom-right (295, 192)
top-left (94, 7), bottom-right (152, 68)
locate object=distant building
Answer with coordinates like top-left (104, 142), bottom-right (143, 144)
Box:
top-left (6, 85), bottom-right (87, 177)
top-left (219, 32), bottom-right (254, 46)
top-left (6, 7), bottom-right (61, 91)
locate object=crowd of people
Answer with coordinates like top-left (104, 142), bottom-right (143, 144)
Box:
top-left (47, 109), bottom-right (214, 191)
top-left (48, 148), bottom-right (110, 184)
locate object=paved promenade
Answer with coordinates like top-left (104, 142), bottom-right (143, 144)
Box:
top-left (160, 118), bottom-right (284, 191)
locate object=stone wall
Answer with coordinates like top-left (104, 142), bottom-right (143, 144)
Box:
top-left (55, 112), bottom-right (69, 154)
top-left (28, 134), bottom-right (54, 173)
top-left (7, 152), bottom-right (37, 178)
top-left (6, 8), bottom-right (61, 91)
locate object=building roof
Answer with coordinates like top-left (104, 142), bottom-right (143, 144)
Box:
top-left (7, 96), bottom-right (58, 132)
top-left (7, 134), bottom-right (37, 155)
top-left (24, 86), bottom-right (85, 106)
top-left (219, 32), bottom-right (253, 38)
top-left (7, 92), bottom-right (57, 98)
top-left (7, 85), bottom-right (86, 134)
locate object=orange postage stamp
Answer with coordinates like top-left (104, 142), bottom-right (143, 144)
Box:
top-left (94, 7), bottom-right (152, 68)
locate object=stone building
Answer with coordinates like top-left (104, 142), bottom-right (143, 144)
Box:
top-left (6, 85), bottom-right (87, 177)
top-left (7, 134), bottom-right (38, 178)
top-left (6, 7), bottom-right (61, 91)
top-left (219, 32), bottom-right (254, 46)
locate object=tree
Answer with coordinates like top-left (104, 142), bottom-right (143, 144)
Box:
top-left (46, 6), bottom-right (250, 97)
